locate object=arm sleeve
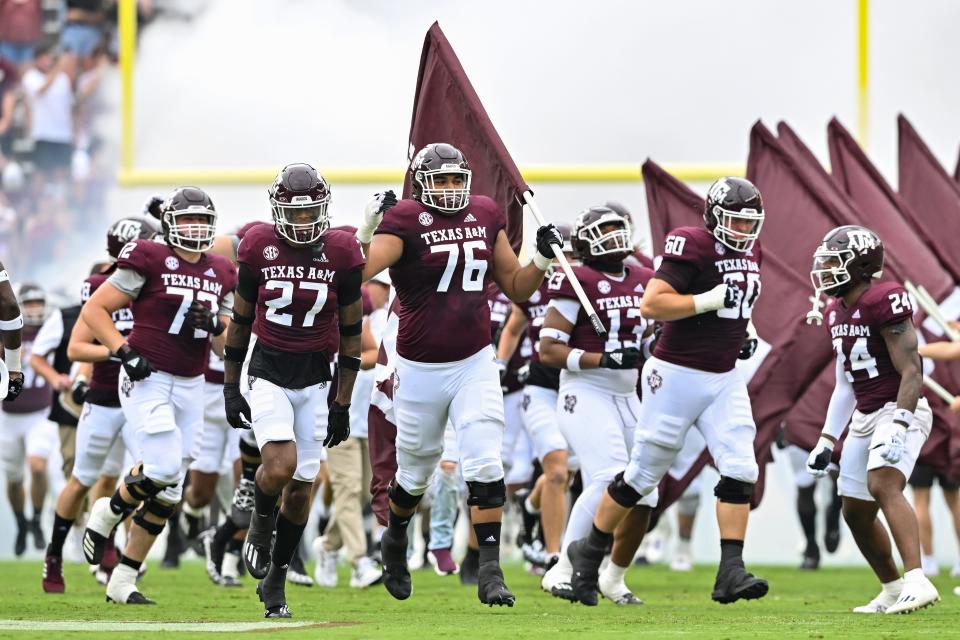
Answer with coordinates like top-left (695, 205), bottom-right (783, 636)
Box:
top-left (218, 291), bottom-right (235, 317)
top-left (30, 309), bottom-right (64, 356)
top-left (106, 268), bottom-right (146, 299)
top-left (336, 268), bottom-right (363, 306)
top-left (235, 263), bottom-right (259, 302)
top-left (547, 298), bottom-right (581, 325)
top-left (822, 357), bottom-right (857, 440)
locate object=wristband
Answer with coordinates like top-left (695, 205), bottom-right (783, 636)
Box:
top-left (692, 291), bottom-right (723, 314)
top-left (356, 225), bottom-right (376, 245)
top-left (224, 345), bottom-right (248, 363)
top-left (4, 347), bottom-right (21, 372)
top-left (539, 328), bottom-right (570, 344)
top-left (892, 408), bottom-right (914, 429)
top-left (338, 354), bottom-right (361, 371)
top-left (339, 320), bottom-right (363, 337)
top-left (532, 251), bottom-right (552, 271)
top-left (566, 348), bottom-right (585, 372)
top-left (231, 311), bottom-right (253, 326)
top-left (0, 314), bottom-right (23, 330)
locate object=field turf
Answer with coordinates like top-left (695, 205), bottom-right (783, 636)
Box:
top-left (0, 560), bottom-right (957, 638)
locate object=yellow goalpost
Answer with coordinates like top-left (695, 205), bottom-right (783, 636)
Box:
top-left (116, 0), bottom-right (870, 187)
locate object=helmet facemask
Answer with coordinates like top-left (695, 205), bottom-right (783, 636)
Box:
top-left (164, 206), bottom-right (217, 252)
top-left (271, 195), bottom-right (330, 245)
top-left (577, 215), bottom-right (632, 260)
top-left (414, 167), bottom-right (472, 214)
top-left (810, 246), bottom-right (855, 298)
top-left (710, 205), bottom-right (764, 252)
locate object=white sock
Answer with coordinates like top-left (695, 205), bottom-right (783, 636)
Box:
top-left (222, 553), bottom-right (240, 578)
top-left (110, 563), bottom-right (137, 587)
top-left (601, 561), bottom-right (627, 584)
top-left (181, 502), bottom-right (204, 518)
top-left (881, 577), bottom-right (904, 596)
top-left (903, 568), bottom-right (925, 582)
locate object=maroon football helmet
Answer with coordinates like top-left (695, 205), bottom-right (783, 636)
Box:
top-left (17, 283), bottom-right (46, 327)
top-left (704, 177), bottom-right (764, 252)
top-left (160, 187), bottom-right (217, 252)
top-left (810, 225), bottom-right (884, 297)
top-left (269, 163), bottom-right (331, 245)
top-left (571, 206), bottom-right (632, 263)
top-left (410, 143), bottom-right (472, 215)
top-left (106, 216), bottom-right (159, 261)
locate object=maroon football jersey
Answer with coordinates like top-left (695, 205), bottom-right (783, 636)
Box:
top-left (653, 226), bottom-right (763, 373)
top-left (237, 224), bottom-right (365, 354)
top-left (825, 282), bottom-right (914, 413)
top-left (517, 279), bottom-right (553, 364)
top-left (3, 327), bottom-right (52, 414)
top-left (83, 270), bottom-right (134, 404)
top-left (489, 287), bottom-right (531, 394)
top-left (376, 196), bottom-right (506, 363)
top-left (116, 240), bottom-right (238, 377)
top-left (549, 264), bottom-right (654, 353)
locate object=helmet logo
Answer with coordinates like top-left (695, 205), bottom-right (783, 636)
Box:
top-left (165, 256), bottom-right (180, 270)
top-left (847, 230), bottom-right (878, 253)
top-left (708, 179), bottom-right (731, 203)
top-left (597, 280), bottom-right (612, 294)
top-left (112, 220), bottom-right (142, 242)
top-left (418, 212), bottom-right (434, 226)
top-left (263, 245), bottom-right (279, 261)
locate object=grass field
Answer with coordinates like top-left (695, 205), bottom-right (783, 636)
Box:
top-left (0, 560), bottom-right (957, 639)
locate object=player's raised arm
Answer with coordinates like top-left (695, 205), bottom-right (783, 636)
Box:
top-left (357, 190), bottom-right (401, 281)
top-left (491, 226), bottom-right (563, 303)
top-left (0, 260), bottom-right (23, 398)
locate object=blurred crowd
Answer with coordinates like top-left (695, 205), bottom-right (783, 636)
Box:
top-left (0, 0), bottom-right (155, 284)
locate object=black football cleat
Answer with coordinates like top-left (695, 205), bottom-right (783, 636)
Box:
top-left (380, 528), bottom-right (412, 600)
top-left (257, 564), bottom-right (291, 618)
top-left (14, 525), bottom-right (27, 557)
top-left (568, 539), bottom-right (604, 607)
top-left (477, 561), bottom-right (515, 607)
top-left (800, 547), bottom-right (820, 571)
top-left (243, 511), bottom-right (274, 580)
top-left (711, 565), bottom-right (769, 604)
top-left (459, 547), bottom-right (479, 586)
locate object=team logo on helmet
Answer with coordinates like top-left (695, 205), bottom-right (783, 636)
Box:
top-left (647, 369), bottom-right (663, 394)
top-left (598, 280), bottom-right (612, 294)
top-left (419, 212), bottom-right (434, 227)
top-left (165, 256), bottom-right (180, 270)
top-left (263, 245), bottom-right (279, 261)
top-left (563, 394), bottom-right (577, 414)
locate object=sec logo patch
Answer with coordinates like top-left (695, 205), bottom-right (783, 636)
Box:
top-left (715, 242), bottom-right (727, 256)
top-left (263, 245), bottom-right (279, 261)
top-left (165, 256), bottom-right (180, 270)
top-left (598, 280), bottom-right (612, 294)
top-left (418, 212), bottom-right (434, 226)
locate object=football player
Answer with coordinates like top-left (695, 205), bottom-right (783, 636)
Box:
top-left (806, 225), bottom-right (939, 614)
top-left (222, 164), bottom-right (364, 618)
top-left (494, 223), bottom-right (574, 570)
top-left (566, 177), bottom-right (768, 606)
top-left (43, 217), bottom-right (157, 593)
top-left (1, 284), bottom-right (54, 557)
top-left (0, 259), bottom-right (25, 403)
top-left (356, 142), bottom-right (562, 606)
top-left (80, 186), bottom-right (237, 605)
top-left (538, 206), bottom-right (656, 605)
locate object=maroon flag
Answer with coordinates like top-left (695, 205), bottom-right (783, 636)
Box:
top-left (642, 160), bottom-right (827, 510)
top-left (405, 22), bottom-right (530, 251)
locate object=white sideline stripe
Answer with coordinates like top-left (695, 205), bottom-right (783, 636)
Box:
top-left (0, 620), bottom-right (324, 632)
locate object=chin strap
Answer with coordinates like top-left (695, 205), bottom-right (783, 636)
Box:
top-left (805, 294), bottom-right (824, 326)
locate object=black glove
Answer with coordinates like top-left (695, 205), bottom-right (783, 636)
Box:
top-left (374, 190), bottom-right (398, 215)
top-left (325, 402), bottom-right (350, 448)
top-left (738, 337), bottom-right (758, 360)
top-left (5, 372), bottom-right (23, 401)
top-left (723, 282), bottom-right (741, 309)
top-left (143, 195), bottom-right (165, 220)
top-left (71, 378), bottom-right (90, 405)
top-left (117, 344), bottom-right (154, 381)
top-left (599, 347), bottom-right (642, 370)
top-left (535, 224), bottom-right (564, 259)
top-left (223, 382), bottom-right (252, 430)
top-left (184, 301), bottom-right (224, 336)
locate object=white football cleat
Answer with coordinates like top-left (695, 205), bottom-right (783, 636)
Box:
top-left (885, 575), bottom-right (940, 614)
top-left (349, 556), bottom-right (383, 588)
top-left (598, 570), bottom-right (643, 605)
top-left (852, 591), bottom-right (898, 613)
top-left (312, 537), bottom-right (338, 588)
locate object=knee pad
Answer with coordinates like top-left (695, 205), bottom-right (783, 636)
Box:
top-left (239, 438), bottom-right (260, 459)
top-left (132, 498), bottom-right (175, 536)
top-left (466, 479), bottom-right (506, 510)
top-left (607, 471), bottom-right (644, 508)
top-left (124, 467), bottom-right (172, 502)
top-left (714, 476), bottom-right (754, 505)
top-left (389, 480), bottom-right (423, 510)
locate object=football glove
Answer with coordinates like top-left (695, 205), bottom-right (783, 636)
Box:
top-left (71, 378), bottom-right (90, 405)
top-left (599, 346), bottom-right (641, 370)
top-left (184, 301), bottom-right (224, 336)
top-left (806, 436), bottom-right (834, 478)
top-left (357, 190), bottom-right (397, 243)
top-left (5, 372), bottom-right (23, 401)
top-left (738, 337), bottom-right (758, 360)
top-left (143, 195), bottom-right (165, 220)
top-left (117, 344), bottom-right (154, 381)
top-left (693, 281), bottom-right (740, 314)
top-left (877, 426), bottom-right (907, 464)
top-left (325, 402), bottom-right (350, 448)
top-left (223, 383), bottom-right (252, 430)
top-left (533, 224), bottom-right (564, 270)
